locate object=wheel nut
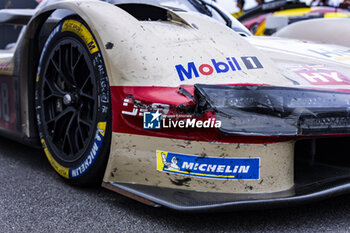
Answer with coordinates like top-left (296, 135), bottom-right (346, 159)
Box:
top-left (63, 94), bottom-right (72, 105)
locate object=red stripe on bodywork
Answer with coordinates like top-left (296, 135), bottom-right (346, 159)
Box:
top-left (110, 85), bottom-right (296, 144)
top-left (111, 85), bottom-right (350, 143)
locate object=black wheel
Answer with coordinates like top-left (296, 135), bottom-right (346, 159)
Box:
top-left (35, 18), bottom-right (111, 186)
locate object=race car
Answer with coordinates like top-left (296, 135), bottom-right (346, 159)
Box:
top-left (1, 0), bottom-right (350, 212)
top-left (238, 0), bottom-right (350, 36)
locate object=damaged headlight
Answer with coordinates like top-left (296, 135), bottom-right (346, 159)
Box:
top-left (195, 84), bottom-right (350, 136)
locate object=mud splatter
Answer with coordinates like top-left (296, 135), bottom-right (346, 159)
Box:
top-left (110, 168), bottom-right (118, 178)
top-left (105, 42), bottom-right (114, 49)
top-left (169, 177), bottom-right (191, 186)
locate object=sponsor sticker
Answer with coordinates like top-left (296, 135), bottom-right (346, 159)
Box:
top-left (288, 64), bottom-right (350, 85)
top-left (175, 56), bottom-right (263, 82)
top-left (241, 56), bottom-right (263, 69)
top-left (122, 98), bottom-right (170, 117)
top-left (69, 122), bottom-right (106, 178)
top-left (309, 48), bottom-right (350, 61)
top-left (41, 139), bottom-right (70, 179)
top-left (156, 150), bottom-right (260, 180)
top-left (61, 19), bottom-right (99, 54)
top-left (0, 60), bottom-right (13, 76)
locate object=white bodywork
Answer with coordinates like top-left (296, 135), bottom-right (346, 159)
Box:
top-left (274, 18), bottom-right (350, 48)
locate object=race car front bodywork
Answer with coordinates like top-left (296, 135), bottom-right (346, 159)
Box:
top-left (4, 0), bottom-right (350, 211)
top-left (105, 135), bottom-right (294, 193)
top-left (102, 135), bottom-right (296, 211)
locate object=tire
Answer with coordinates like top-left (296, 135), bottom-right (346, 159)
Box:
top-left (35, 17), bottom-right (111, 186)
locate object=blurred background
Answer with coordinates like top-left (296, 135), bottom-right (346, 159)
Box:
top-left (1, 0), bottom-right (335, 18)
top-left (0, 0), bottom-right (37, 48)
top-left (217, 0), bottom-right (342, 13)
top-left (0, 0), bottom-right (347, 48)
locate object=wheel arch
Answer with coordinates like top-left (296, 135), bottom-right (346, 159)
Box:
top-left (17, 0), bottom-right (140, 138)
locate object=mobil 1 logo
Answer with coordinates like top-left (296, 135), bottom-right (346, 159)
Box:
top-left (175, 56), bottom-right (264, 82)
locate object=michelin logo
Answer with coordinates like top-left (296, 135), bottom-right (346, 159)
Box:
top-left (70, 122), bottom-right (106, 178)
top-left (161, 152), bottom-right (180, 170)
top-left (157, 150), bottom-right (259, 180)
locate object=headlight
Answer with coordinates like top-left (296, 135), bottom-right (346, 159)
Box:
top-left (195, 84), bottom-right (350, 136)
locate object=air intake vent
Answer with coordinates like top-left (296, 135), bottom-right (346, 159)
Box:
top-left (117, 4), bottom-right (169, 21)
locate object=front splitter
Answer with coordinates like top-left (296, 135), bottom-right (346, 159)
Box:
top-left (101, 178), bottom-right (350, 212)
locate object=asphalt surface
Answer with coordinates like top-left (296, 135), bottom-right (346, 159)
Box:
top-left (0, 137), bottom-right (350, 232)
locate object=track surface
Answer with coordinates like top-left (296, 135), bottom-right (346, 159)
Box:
top-left (0, 137), bottom-right (350, 232)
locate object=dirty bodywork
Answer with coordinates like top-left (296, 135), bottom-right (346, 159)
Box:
top-left (1, 0), bottom-right (350, 211)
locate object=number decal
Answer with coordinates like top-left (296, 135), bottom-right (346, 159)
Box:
top-left (241, 56), bottom-right (263, 70)
top-left (1, 83), bottom-right (9, 122)
top-left (0, 76), bottom-right (15, 130)
top-left (246, 57), bottom-right (258, 69)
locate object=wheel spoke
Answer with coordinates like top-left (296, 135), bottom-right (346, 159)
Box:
top-left (80, 93), bottom-right (94, 101)
top-left (72, 46), bottom-right (82, 71)
top-left (77, 114), bottom-right (90, 142)
top-left (78, 126), bottom-right (84, 143)
top-left (65, 112), bottom-right (78, 154)
top-left (79, 117), bottom-right (93, 128)
top-left (47, 106), bottom-right (74, 125)
top-left (54, 49), bottom-right (68, 81)
top-left (51, 57), bottom-right (60, 73)
top-left (43, 78), bottom-right (65, 100)
top-left (80, 76), bottom-right (91, 91)
top-left (51, 53), bottom-right (73, 88)
top-left (63, 132), bottom-right (75, 155)
top-left (59, 45), bottom-right (75, 87)
top-left (71, 45), bottom-right (78, 85)
top-left (64, 45), bottom-right (72, 76)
